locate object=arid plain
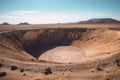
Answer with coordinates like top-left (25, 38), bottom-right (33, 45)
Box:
top-left (0, 24), bottom-right (120, 80)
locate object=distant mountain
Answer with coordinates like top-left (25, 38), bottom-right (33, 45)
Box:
top-left (1, 22), bottom-right (10, 25)
top-left (78, 18), bottom-right (120, 24)
top-left (18, 22), bottom-right (30, 25)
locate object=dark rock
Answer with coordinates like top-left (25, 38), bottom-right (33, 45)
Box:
top-left (44, 67), bottom-right (52, 75)
top-left (116, 59), bottom-right (120, 66)
top-left (0, 72), bottom-right (7, 77)
top-left (0, 63), bottom-right (3, 68)
top-left (96, 65), bottom-right (103, 71)
top-left (23, 73), bottom-right (26, 76)
top-left (10, 66), bottom-right (18, 70)
top-left (91, 70), bottom-right (94, 73)
top-left (20, 69), bottom-right (24, 73)
top-left (31, 59), bottom-right (35, 61)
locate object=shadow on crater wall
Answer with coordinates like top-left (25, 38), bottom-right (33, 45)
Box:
top-left (0, 28), bottom-right (89, 58)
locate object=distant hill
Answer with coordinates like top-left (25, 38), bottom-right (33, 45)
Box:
top-left (18, 22), bottom-right (30, 25)
top-left (78, 18), bottom-right (120, 24)
top-left (1, 22), bottom-right (10, 25)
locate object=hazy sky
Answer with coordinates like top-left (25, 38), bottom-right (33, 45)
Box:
top-left (0, 0), bottom-right (120, 24)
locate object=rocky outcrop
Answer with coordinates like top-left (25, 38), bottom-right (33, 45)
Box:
top-left (1, 22), bottom-right (10, 25)
top-left (78, 18), bottom-right (120, 24)
top-left (18, 22), bottom-right (30, 25)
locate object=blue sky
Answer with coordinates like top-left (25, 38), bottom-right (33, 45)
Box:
top-left (0, 0), bottom-right (120, 24)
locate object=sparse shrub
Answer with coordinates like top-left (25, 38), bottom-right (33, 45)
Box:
top-left (0, 72), bottom-right (7, 77)
top-left (10, 66), bottom-right (18, 70)
top-left (44, 67), bottom-right (52, 75)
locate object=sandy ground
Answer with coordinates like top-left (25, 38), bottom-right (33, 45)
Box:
top-left (0, 24), bottom-right (120, 31)
top-left (0, 52), bottom-right (120, 80)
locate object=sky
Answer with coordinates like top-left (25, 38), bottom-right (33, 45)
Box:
top-left (0, 0), bottom-right (120, 24)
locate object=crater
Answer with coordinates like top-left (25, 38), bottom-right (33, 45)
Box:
top-left (0, 28), bottom-right (87, 59)
top-left (22, 28), bottom-right (87, 58)
top-left (0, 28), bottom-right (120, 63)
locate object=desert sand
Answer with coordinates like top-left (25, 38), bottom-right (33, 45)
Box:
top-left (0, 24), bottom-right (120, 80)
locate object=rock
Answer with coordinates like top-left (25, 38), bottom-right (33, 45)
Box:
top-left (116, 59), bottom-right (120, 66)
top-left (23, 73), bottom-right (26, 76)
top-left (44, 67), bottom-right (52, 75)
top-left (20, 69), bottom-right (24, 73)
top-left (0, 72), bottom-right (7, 77)
top-left (96, 65), bottom-right (103, 71)
top-left (10, 66), bottom-right (18, 70)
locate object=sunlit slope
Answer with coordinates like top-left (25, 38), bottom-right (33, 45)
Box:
top-left (39, 29), bottom-right (120, 63)
top-left (0, 31), bottom-right (35, 61)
